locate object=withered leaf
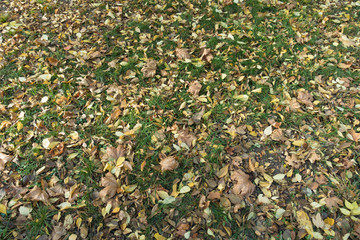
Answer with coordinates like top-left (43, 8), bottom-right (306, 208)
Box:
top-left (285, 152), bottom-right (300, 168)
top-left (230, 169), bottom-right (255, 198)
top-left (0, 152), bottom-right (13, 171)
top-left (200, 48), bottom-right (213, 62)
top-left (178, 130), bottom-right (197, 148)
top-left (175, 48), bottom-right (191, 60)
top-left (325, 196), bottom-right (342, 209)
top-left (47, 57), bottom-right (59, 66)
top-left (141, 59), bottom-right (157, 78)
top-left (51, 224), bottom-right (67, 240)
top-left (270, 129), bottom-right (286, 141)
top-left (99, 172), bottom-right (119, 200)
top-left (102, 145), bottom-right (125, 162)
top-left (297, 90), bottom-right (313, 107)
top-left (25, 185), bottom-right (50, 205)
top-left (159, 156), bottom-right (179, 171)
top-left (187, 81), bottom-right (202, 96)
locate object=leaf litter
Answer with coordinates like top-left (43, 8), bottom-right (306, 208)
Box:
top-left (0, 0), bottom-right (359, 239)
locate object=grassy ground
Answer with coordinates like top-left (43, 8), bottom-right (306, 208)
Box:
top-left (0, 0), bottom-right (359, 239)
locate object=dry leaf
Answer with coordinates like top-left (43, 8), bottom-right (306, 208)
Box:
top-left (141, 59), bottom-right (157, 78)
top-left (287, 98), bottom-right (301, 112)
top-left (178, 130), bottom-right (196, 148)
top-left (99, 172), bottom-right (119, 200)
top-left (0, 152), bottom-right (13, 171)
top-left (296, 210), bottom-right (314, 234)
top-left (349, 129), bottom-right (360, 143)
top-left (312, 213), bottom-right (325, 229)
top-left (339, 35), bottom-right (356, 47)
top-left (192, 107), bottom-right (205, 123)
top-left (175, 48), bottom-right (191, 60)
top-left (200, 48), bottom-right (213, 62)
top-left (188, 81), bottom-right (202, 96)
top-left (51, 224), bottom-right (67, 240)
top-left (47, 57), bottom-right (59, 66)
top-left (25, 185), bottom-right (50, 205)
top-left (325, 196), bottom-right (342, 209)
top-left (308, 150), bottom-right (321, 163)
top-left (297, 90), bottom-right (313, 107)
top-left (285, 152), bottom-right (300, 168)
top-left (338, 62), bottom-right (352, 69)
top-left (271, 129), bottom-right (286, 141)
top-left (230, 169), bottom-right (255, 198)
top-left (159, 156), bottom-right (179, 171)
top-left (102, 145), bottom-right (125, 162)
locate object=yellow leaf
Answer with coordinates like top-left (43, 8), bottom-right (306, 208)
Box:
top-left (340, 208), bottom-right (351, 216)
top-left (202, 110), bottom-right (212, 120)
top-left (296, 210), bottom-right (314, 234)
top-left (345, 200), bottom-right (354, 210)
top-left (112, 207), bottom-right (120, 214)
top-left (233, 94), bottom-right (249, 102)
top-left (293, 139), bottom-right (305, 146)
top-left (351, 207), bottom-right (360, 216)
top-left (17, 122), bottom-right (23, 131)
top-left (0, 203), bottom-right (6, 214)
top-left (154, 233), bottom-right (166, 240)
top-left (217, 164), bottom-right (229, 178)
top-left (116, 156), bottom-right (125, 166)
top-left (324, 217), bottom-right (334, 226)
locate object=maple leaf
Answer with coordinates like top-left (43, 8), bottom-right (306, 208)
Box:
top-left (141, 59), bottom-right (157, 78)
top-left (230, 169), bottom-right (255, 198)
top-left (25, 185), bottom-right (50, 205)
top-left (0, 152), bottom-right (13, 171)
top-left (325, 196), bottom-right (342, 209)
top-left (285, 152), bottom-right (300, 168)
top-left (297, 90), bottom-right (313, 107)
top-left (270, 129), bottom-right (286, 141)
top-left (178, 130), bottom-right (196, 148)
top-left (159, 156), bottom-right (179, 171)
top-left (102, 145), bottom-right (125, 162)
top-left (187, 81), bottom-right (202, 96)
top-left (175, 48), bottom-right (191, 60)
top-left (99, 172), bottom-right (119, 200)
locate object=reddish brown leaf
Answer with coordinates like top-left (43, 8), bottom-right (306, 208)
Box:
top-left (47, 57), bottom-right (59, 66)
top-left (102, 145), bottom-right (125, 162)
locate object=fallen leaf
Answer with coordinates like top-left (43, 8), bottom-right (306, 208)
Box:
top-left (0, 203), bottom-right (7, 214)
top-left (349, 129), bottom-right (360, 143)
top-left (312, 213), bottom-right (325, 229)
top-left (271, 129), bottom-right (286, 141)
top-left (296, 210), bottom-right (314, 234)
top-left (25, 185), bottom-right (50, 205)
top-left (51, 224), bottom-right (67, 240)
top-left (0, 152), bottom-right (13, 171)
top-left (297, 90), bottom-right (313, 107)
top-left (141, 59), bottom-right (157, 78)
top-left (99, 173), bottom-right (119, 200)
top-left (192, 107), bottom-right (205, 123)
top-left (178, 130), bottom-right (196, 148)
top-left (338, 62), bottom-right (352, 69)
top-left (188, 81), bottom-right (202, 96)
top-left (325, 196), bottom-right (342, 209)
top-left (175, 48), bottom-right (191, 60)
top-left (285, 152), bottom-right (300, 168)
top-left (200, 48), bottom-right (213, 62)
top-left (102, 145), bottom-right (125, 162)
top-left (230, 169), bottom-right (255, 198)
top-left (47, 57), bottom-right (59, 66)
top-left (159, 156), bottom-right (179, 171)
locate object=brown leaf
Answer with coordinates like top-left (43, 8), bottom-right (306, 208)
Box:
top-left (47, 57), bottom-right (59, 66)
top-left (208, 191), bottom-right (221, 200)
top-left (325, 196), bottom-right (342, 209)
top-left (99, 172), bottom-right (119, 200)
top-left (297, 90), bottom-right (313, 107)
top-left (25, 185), bottom-right (50, 205)
top-left (192, 107), bottom-right (205, 123)
top-left (51, 224), bottom-right (67, 240)
top-left (230, 169), bottom-right (255, 198)
top-left (308, 150), bottom-right (321, 163)
top-left (200, 48), bottom-right (213, 62)
top-left (338, 62), bottom-right (352, 69)
top-left (175, 48), bottom-right (191, 60)
top-left (349, 129), bottom-right (360, 143)
top-left (270, 129), bottom-right (286, 141)
top-left (287, 98), bottom-right (301, 112)
top-left (102, 145), bottom-right (125, 162)
top-left (178, 130), bottom-right (196, 148)
top-left (187, 81), bottom-right (202, 96)
top-left (141, 59), bottom-right (157, 78)
top-left (285, 152), bottom-right (300, 168)
top-left (159, 156), bottom-right (179, 171)
top-left (0, 152), bottom-right (13, 171)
